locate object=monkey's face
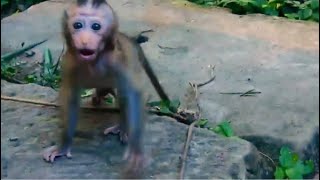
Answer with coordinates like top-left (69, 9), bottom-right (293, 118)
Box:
top-left (67, 4), bottom-right (115, 62)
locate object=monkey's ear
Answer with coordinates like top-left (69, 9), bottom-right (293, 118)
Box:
top-left (62, 10), bottom-right (73, 47)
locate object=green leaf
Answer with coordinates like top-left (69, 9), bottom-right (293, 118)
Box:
top-left (43, 48), bottom-right (53, 75)
top-left (279, 146), bottom-right (295, 168)
top-left (274, 166), bottom-right (285, 179)
top-left (104, 96), bottom-right (114, 105)
top-left (146, 100), bottom-right (162, 107)
top-left (159, 106), bottom-right (171, 114)
top-left (263, 6), bottom-right (279, 16)
top-left (218, 121), bottom-right (234, 137)
top-left (1, 39), bottom-right (47, 61)
top-left (1, 0), bottom-right (8, 6)
top-left (298, 8), bottom-right (313, 20)
top-left (311, 11), bottom-right (319, 21)
top-left (196, 119), bottom-right (208, 128)
top-left (285, 160), bottom-right (304, 179)
top-left (6, 67), bottom-right (16, 74)
top-left (81, 89), bottom-right (94, 98)
top-left (24, 74), bottom-right (37, 83)
top-left (205, 1), bottom-right (214, 6)
top-left (284, 0), bottom-right (301, 7)
top-left (303, 160), bottom-right (314, 175)
top-left (311, 0), bottom-right (319, 9)
top-left (284, 13), bottom-right (299, 19)
top-left (169, 99), bottom-right (180, 113)
top-left (292, 152), bottom-right (299, 162)
top-left (210, 126), bottom-right (223, 134)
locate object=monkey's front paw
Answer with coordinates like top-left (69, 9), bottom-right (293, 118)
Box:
top-left (123, 148), bottom-right (146, 173)
top-left (43, 145), bottom-right (72, 163)
top-left (103, 125), bottom-right (128, 143)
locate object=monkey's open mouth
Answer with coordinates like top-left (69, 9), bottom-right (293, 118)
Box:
top-left (79, 49), bottom-right (96, 61)
top-left (79, 49), bottom-right (95, 56)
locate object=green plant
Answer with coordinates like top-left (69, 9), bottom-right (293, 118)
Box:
top-left (187, 0), bottom-right (319, 22)
top-left (195, 119), bottom-right (235, 137)
top-left (209, 120), bottom-right (234, 137)
top-left (1, 0), bottom-right (9, 7)
top-left (147, 99), bottom-right (181, 114)
top-left (274, 147), bottom-right (314, 179)
top-left (1, 41), bottom-right (62, 89)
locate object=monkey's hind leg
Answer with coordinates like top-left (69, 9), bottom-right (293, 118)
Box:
top-left (92, 88), bottom-right (116, 106)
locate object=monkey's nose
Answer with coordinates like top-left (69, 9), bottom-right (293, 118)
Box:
top-left (82, 41), bottom-right (88, 46)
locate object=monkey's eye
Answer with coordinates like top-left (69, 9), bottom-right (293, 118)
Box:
top-left (73, 22), bottom-right (83, 29)
top-left (91, 23), bottom-right (101, 31)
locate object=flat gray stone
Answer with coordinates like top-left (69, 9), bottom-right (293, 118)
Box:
top-left (1, 80), bottom-right (266, 178)
top-left (1, 0), bottom-right (319, 177)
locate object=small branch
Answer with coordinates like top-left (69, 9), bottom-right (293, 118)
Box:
top-left (259, 151), bottom-right (276, 168)
top-left (220, 89), bottom-right (261, 96)
top-left (179, 120), bottom-right (199, 179)
top-left (197, 75), bottom-right (215, 88)
top-left (1, 95), bottom-right (119, 112)
top-left (1, 95), bottom-right (58, 107)
top-left (1, 95), bottom-right (195, 123)
top-left (158, 44), bottom-right (179, 50)
top-left (239, 89), bottom-right (255, 97)
top-left (148, 109), bottom-right (191, 125)
top-left (196, 65), bottom-right (216, 88)
top-left (139, 29), bottom-right (154, 35)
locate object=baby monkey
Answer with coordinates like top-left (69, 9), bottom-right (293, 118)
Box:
top-left (43, 0), bottom-right (169, 175)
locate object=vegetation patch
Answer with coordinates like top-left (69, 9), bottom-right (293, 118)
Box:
top-left (274, 146), bottom-right (315, 179)
top-left (187, 0), bottom-right (319, 22)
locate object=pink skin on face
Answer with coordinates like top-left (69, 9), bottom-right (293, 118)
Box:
top-left (67, 4), bottom-right (114, 62)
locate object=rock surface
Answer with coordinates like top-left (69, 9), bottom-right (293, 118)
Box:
top-left (1, 80), bottom-right (267, 179)
top-left (1, 0), bottom-right (319, 178)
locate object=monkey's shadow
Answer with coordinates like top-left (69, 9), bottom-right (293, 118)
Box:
top-left (69, 98), bottom-right (127, 166)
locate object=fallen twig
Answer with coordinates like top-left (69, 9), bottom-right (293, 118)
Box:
top-left (179, 120), bottom-right (199, 179)
top-left (240, 89), bottom-right (255, 97)
top-left (1, 95), bottom-right (119, 112)
top-left (196, 65), bottom-right (216, 88)
top-left (259, 151), bottom-right (276, 168)
top-left (220, 89), bottom-right (261, 96)
top-left (1, 95), bottom-right (197, 123)
top-left (148, 109), bottom-right (190, 125)
top-left (158, 44), bottom-right (179, 50)
top-left (197, 76), bottom-right (215, 88)
top-left (139, 29), bottom-right (154, 35)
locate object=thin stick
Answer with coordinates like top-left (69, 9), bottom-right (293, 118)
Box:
top-left (139, 29), bottom-right (154, 34)
top-left (1, 95), bottom-right (119, 112)
top-left (179, 120), bottom-right (199, 179)
top-left (239, 89), bottom-right (255, 97)
top-left (220, 91), bottom-right (261, 95)
top-left (1, 95), bottom-right (196, 119)
top-left (148, 109), bottom-right (190, 125)
top-left (197, 75), bottom-right (215, 88)
top-left (197, 65), bottom-right (215, 88)
top-left (259, 151), bottom-right (276, 168)
top-left (158, 44), bottom-right (178, 50)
